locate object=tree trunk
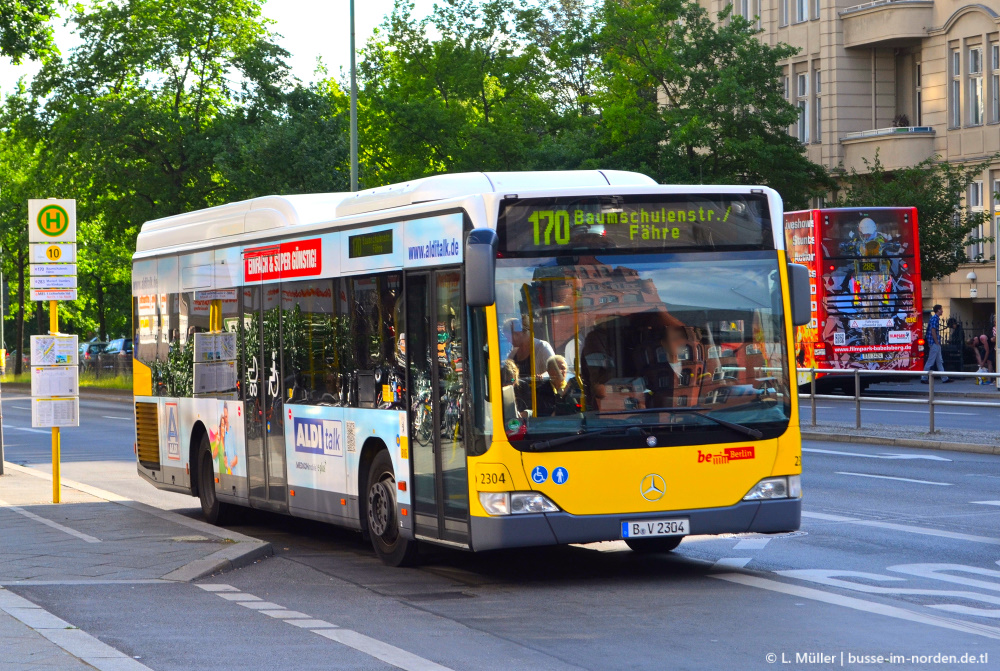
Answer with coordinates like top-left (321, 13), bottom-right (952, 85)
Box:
top-left (14, 249), bottom-right (25, 376)
top-left (96, 279), bottom-right (106, 341)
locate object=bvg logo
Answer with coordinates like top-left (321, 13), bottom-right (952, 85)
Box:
top-left (697, 446), bottom-right (756, 465)
top-left (294, 418), bottom-right (343, 457)
top-left (36, 204), bottom-right (70, 237)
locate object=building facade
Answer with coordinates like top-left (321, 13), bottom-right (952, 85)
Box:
top-left (702, 0), bottom-right (1000, 328)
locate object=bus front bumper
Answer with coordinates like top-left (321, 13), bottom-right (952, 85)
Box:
top-left (469, 498), bottom-right (801, 552)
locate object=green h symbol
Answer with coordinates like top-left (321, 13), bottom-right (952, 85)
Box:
top-left (37, 204), bottom-right (68, 237)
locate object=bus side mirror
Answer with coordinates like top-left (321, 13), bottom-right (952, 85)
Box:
top-left (465, 229), bottom-right (498, 307)
top-left (788, 263), bottom-right (811, 327)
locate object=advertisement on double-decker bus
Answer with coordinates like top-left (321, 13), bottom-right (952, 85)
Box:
top-left (784, 208), bottom-right (923, 384)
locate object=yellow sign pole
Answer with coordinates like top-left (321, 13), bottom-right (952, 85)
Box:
top-left (50, 299), bottom-right (60, 504)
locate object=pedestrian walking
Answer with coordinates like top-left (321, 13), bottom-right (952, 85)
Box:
top-left (921, 304), bottom-right (950, 383)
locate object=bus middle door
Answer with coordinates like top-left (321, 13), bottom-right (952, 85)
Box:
top-left (406, 270), bottom-right (470, 547)
top-left (241, 247), bottom-right (288, 512)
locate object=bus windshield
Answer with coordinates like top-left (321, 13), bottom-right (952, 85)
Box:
top-left (495, 252), bottom-right (792, 449)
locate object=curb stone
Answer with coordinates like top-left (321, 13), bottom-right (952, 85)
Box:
top-left (801, 431), bottom-right (999, 455)
top-left (2, 461), bottom-right (273, 579)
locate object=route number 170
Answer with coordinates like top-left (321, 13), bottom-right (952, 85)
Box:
top-left (529, 210), bottom-right (571, 246)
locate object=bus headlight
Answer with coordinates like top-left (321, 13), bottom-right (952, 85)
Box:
top-left (479, 492), bottom-right (560, 516)
top-left (743, 476), bottom-right (802, 501)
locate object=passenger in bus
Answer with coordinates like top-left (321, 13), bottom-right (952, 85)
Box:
top-left (503, 317), bottom-right (555, 379)
top-left (535, 355), bottom-right (582, 417)
top-left (500, 359), bottom-right (529, 420)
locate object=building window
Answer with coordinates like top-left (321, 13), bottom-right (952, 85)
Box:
top-left (970, 47), bottom-right (984, 126)
top-left (992, 44), bottom-right (999, 123)
top-left (952, 49), bottom-right (962, 128)
top-left (812, 0), bottom-right (820, 19)
top-left (783, 75), bottom-right (789, 99)
top-left (797, 73), bottom-right (809, 143)
top-left (814, 70), bottom-right (822, 142)
top-left (915, 62), bottom-right (923, 126)
top-left (796, 0), bottom-right (807, 22)
top-left (780, 0), bottom-right (789, 25)
top-left (970, 180), bottom-right (985, 261)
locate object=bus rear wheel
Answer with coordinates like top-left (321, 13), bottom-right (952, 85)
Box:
top-left (625, 536), bottom-right (684, 553)
top-left (198, 434), bottom-right (235, 525)
top-left (365, 450), bottom-right (418, 567)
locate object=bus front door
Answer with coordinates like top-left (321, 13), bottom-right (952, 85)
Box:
top-left (407, 270), bottom-right (470, 546)
top-left (241, 264), bottom-right (288, 512)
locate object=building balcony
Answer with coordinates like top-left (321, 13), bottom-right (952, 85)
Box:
top-left (840, 126), bottom-right (936, 172)
top-left (840, 0), bottom-right (934, 48)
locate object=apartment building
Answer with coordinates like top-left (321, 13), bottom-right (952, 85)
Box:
top-left (702, 0), bottom-right (1000, 326)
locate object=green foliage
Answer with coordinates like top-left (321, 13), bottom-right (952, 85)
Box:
top-left (832, 152), bottom-right (998, 281)
top-left (0, 0), bottom-right (56, 63)
top-left (594, 0), bottom-right (832, 206)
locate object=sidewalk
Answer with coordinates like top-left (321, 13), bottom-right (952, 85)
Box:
top-left (0, 462), bottom-right (272, 670)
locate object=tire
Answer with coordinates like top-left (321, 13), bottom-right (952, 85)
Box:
top-left (365, 450), bottom-right (418, 567)
top-left (625, 536), bottom-right (684, 553)
top-left (198, 433), bottom-right (236, 525)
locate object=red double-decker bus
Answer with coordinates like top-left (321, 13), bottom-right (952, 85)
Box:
top-left (784, 207), bottom-right (924, 388)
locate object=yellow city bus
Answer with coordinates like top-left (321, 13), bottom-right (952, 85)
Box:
top-left (131, 171), bottom-right (808, 566)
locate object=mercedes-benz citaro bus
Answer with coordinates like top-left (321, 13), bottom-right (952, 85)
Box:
top-left (131, 171), bottom-right (809, 566)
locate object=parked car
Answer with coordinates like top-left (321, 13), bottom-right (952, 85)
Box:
top-left (97, 338), bottom-right (133, 374)
top-left (80, 341), bottom-right (107, 367)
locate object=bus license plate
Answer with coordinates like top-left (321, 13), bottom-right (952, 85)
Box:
top-left (621, 518), bottom-right (689, 538)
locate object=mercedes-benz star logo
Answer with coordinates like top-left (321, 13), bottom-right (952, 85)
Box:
top-left (640, 474), bottom-right (666, 502)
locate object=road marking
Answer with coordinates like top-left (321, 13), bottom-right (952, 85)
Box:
top-left (835, 472), bottom-right (952, 486)
top-left (2, 424), bottom-right (51, 435)
top-left (802, 448), bottom-right (951, 462)
top-left (0, 579), bottom-right (168, 586)
top-left (777, 567), bottom-right (1000, 617)
top-left (0, 499), bottom-right (101, 543)
top-left (101, 416), bottom-right (132, 421)
top-left (734, 538), bottom-right (771, 550)
top-left (316, 628), bottom-right (454, 671)
top-left (712, 573), bottom-right (1000, 640)
top-left (0, 587), bottom-right (155, 671)
top-left (973, 501), bottom-right (1000, 506)
top-left (802, 511), bottom-right (1000, 545)
top-left (200, 584), bottom-right (455, 670)
top-left (711, 558), bottom-right (752, 570)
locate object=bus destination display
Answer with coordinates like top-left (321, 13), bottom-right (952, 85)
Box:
top-left (499, 194), bottom-right (771, 255)
top-left (349, 229), bottom-right (393, 258)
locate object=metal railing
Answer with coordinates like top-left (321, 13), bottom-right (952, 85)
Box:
top-left (841, 126), bottom-right (934, 141)
top-left (797, 368), bottom-right (1000, 434)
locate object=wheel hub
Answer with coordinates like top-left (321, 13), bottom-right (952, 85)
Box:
top-left (368, 477), bottom-right (393, 538)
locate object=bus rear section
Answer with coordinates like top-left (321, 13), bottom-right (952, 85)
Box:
top-left (783, 207), bottom-right (923, 389)
top-left (466, 188), bottom-right (804, 552)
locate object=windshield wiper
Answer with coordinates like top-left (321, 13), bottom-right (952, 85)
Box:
top-left (595, 407), bottom-right (763, 439)
top-left (528, 426), bottom-right (646, 451)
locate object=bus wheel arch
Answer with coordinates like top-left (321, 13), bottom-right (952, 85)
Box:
top-left (358, 438), bottom-right (417, 566)
top-left (188, 421), bottom-right (208, 499)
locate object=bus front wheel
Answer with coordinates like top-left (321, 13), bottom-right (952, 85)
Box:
top-left (198, 434), bottom-right (235, 525)
top-left (625, 536), bottom-right (684, 553)
top-left (365, 450), bottom-right (418, 567)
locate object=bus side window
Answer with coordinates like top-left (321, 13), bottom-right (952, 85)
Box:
top-left (281, 278), bottom-right (337, 406)
top-left (466, 306), bottom-right (493, 456)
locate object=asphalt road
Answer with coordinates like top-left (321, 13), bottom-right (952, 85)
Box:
top-left (3, 396), bottom-right (1000, 670)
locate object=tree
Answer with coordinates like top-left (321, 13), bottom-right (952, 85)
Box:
top-left (357, 0), bottom-right (556, 185)
top-left (1, 0), bottom-right (56, 63)
top-left (214, 80), bottom-right (351, 200)
top-left (832, 153), bottom-right (997, 281)
top-left (595, 0), bottom-right (831, 206)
